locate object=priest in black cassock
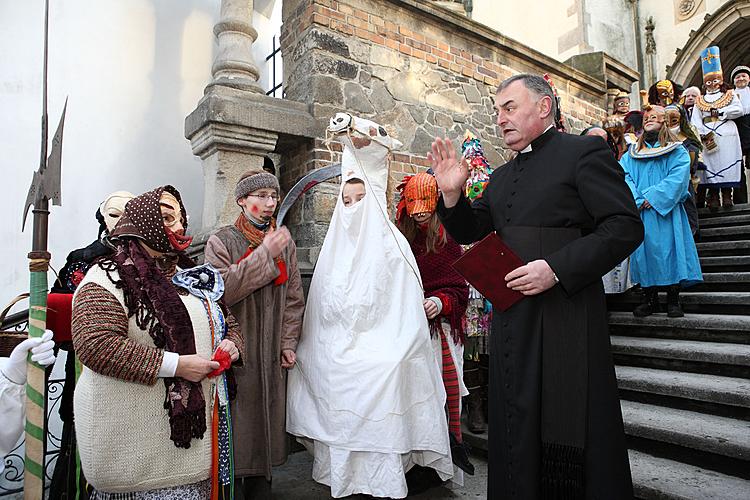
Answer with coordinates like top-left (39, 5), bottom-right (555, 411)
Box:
top-left (429, 74), bottom-right (642, 499)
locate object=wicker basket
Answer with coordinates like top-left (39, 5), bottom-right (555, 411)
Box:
top-left (0, 293), bottom-right (30, 357)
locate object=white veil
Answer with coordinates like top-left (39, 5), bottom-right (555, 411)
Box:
top-left (286, 113), bottom-right (452, 497)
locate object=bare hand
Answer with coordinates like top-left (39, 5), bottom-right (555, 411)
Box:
top-left (281, 349), bottom-right (296, 369)
top-left (641, 199), bottom-right (652, 210)
top-left (175, 354), bottom-right (220, 383)
top-left (423, 299), bottom-right (439, 319)
top-left (216, 339), bottom-right (240, 362)
top-left (262, 226), bottom-right (291, 259)
top-left (505, 259), bottom-right (557, 296)
top-left (427, 137), bottom-right (468, 207)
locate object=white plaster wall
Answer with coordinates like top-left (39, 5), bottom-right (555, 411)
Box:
top-left (640, 0), bottom-right (733, 81)
top-left (471, 0), bottom-right (577, 62)
top-left (0, 0), bottom-right (281, 310)
top-left (585, 0), bottom-right (637, 69)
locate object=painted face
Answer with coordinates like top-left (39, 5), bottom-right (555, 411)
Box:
top-left (614, 97), bottom-right (630, 114)
top-left (665, 108), bottom-right (681, 129)
top-left (159, 192), bottom-right (192, 251)
top-left (643, 107), bottom-right (665, 133)
top-left (734, 72), bottom-right (749, 89)
top-left (238, 188), bottom-right (279, 222)
top-left (342, 181), bottom-right (366, 207)
top-left (682, 89), bottom-right (699, 106)
top-left (704, 75), bottom-right (723, 92)
top-left (495, 80), bottom-right (553, 151)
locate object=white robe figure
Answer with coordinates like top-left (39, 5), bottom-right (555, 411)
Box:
top-left (286, 113), bottom-right (453, 498)
top-left (691, 90), bottom-right (744, 188)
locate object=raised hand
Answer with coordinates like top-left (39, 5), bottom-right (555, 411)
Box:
top-left (262, 226), bottom-right (291, 259)
top-left (427, 137), bottom-right (469, 207)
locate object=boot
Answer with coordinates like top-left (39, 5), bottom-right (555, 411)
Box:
top-left (449, 432), bottom-right (475, 475)
top-left (721, 188), bottom-right (734, 208)
top-left (666, 285), bottom-right (684, 318)
top-left (633, 287), bottom-right (658, 317)
top-left (466, 391), bottom-right (486, 434)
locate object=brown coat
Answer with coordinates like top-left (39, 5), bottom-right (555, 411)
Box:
top-left (204, 226), bottom-right (305, 479)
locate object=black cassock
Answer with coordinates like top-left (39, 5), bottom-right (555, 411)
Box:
top-left (438, 128), bottom-right (642, 499)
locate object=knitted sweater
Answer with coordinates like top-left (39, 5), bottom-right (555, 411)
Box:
top-left (72, 265), bottom-right (217, 493)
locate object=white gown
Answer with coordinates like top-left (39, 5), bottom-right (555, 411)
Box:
top-left (286, 114), bottom-right (453, 498)
top-left (691, 90), bottom-right (744, 187)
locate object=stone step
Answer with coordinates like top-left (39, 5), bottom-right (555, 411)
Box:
top-left (689, 272), bottom-right (750, 292)
top-left (699, 224), bottom-right (750, 242)
top-left (615, 366), bottom-right (750, 409)
top-left (621, 400), bottom-right (750, 461)
top-left (698, 203), bottom-right (750, 218)
top-left (696, 240), bottom-right (750, 257)
top-left (699, 213), bottom-right (750, 228)
top-left (608, 312), bottom-right (750, 344)
top-left (607, 291), bottom-right (750, 315)
top-left (611, 336), bottom-right (750, 367)
top-left (629, 449), bottom-right (750, 499)
top-left (699, 256), bottom-right (750, 271)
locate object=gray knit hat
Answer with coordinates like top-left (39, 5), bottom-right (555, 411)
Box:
top-left (235, 170), bottom-right (280, 201)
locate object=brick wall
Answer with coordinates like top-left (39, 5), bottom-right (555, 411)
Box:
top-left (279, 0), bottom-right (609, 267)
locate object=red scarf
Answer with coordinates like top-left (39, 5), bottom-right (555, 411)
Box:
top-left (411, 226), bottom-right (468, 344)
top-left (234, 214), bottom-right (288, 286)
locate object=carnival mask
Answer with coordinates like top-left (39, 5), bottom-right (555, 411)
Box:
top-left (642, 106), bottom-right (666, 133)
top-left (704, 75), bottom-right (723, 93)
top-left (160, 192), bottom-right (192, 251)
top-left (396, 172), bottom-right (439, 222)
top-left (614, 96), bottom-right (630, 115)
top-left (656, 80), bottom-right (675, 105)
top-left (664, 107), bottom-right (681, 129)
top-left (734, 72), bottom-right (749, 89)
top-left (99, 191), bottom-right (135, 233)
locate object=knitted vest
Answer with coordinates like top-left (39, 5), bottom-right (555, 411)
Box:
top-left (73, 266), bottom-right (213, 493)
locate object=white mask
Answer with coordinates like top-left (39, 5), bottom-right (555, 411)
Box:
top-left (669, 126), bottom-right (681, 136)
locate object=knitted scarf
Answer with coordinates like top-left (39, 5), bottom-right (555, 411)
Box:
top-left (234, 213), bottom-right (288, 286)
top-left (411, 227), bottom-right (468, 344)
top-left (100, 186), bottom-right (207, 448)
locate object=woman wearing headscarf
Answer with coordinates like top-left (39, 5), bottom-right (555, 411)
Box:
top-left (72, 186), bottom-right (243, 499)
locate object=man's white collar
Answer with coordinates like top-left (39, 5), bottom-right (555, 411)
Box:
top-left (520, 124), bottom-right (554, 153)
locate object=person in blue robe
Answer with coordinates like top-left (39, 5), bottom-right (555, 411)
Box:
top-left (620, 105), bottom-right (703, 317)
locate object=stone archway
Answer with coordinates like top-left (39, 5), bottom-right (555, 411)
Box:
top-left (667, 0), bottom-right (750, 87)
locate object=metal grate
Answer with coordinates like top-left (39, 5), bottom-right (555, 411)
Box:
top-left (265, 35), bottom-right (283, 98)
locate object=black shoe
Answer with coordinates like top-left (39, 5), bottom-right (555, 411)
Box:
top-left (666, 285), bottom-right (684, 318)
top-left (405, 464), bottom-right (443, 496)
top-left (449, 432), bottom-right (475, 475)
top-left (633, 287), bottom-right (658, 317)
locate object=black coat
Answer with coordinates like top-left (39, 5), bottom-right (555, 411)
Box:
top-left (438, 128), bottom-right (643, 499)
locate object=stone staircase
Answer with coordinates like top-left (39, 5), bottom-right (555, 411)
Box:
top-left (607, 203), bottom-right (750, 499)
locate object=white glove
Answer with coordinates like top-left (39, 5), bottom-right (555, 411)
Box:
top-left (1, 330), bottom-right (55, 385)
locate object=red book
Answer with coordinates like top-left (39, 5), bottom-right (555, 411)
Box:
top-left (451, 232), bottom-right (526, 312)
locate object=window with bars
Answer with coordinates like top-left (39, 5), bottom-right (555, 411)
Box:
top-left (265, 35), bottom-right (283, 98)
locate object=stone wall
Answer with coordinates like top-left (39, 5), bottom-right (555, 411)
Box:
top-left (279, 0), bottom-right (610, 270)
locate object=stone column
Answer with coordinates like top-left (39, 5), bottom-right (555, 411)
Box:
top-left (209, 0), bottom-right (264, 93)
top-left (188, 0), bottom-right (277, 235)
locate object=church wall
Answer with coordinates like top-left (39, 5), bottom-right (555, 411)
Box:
top-left (639, 0), bottom-right (732, 84)
top-left (280, 0), bottom-right (609, 268)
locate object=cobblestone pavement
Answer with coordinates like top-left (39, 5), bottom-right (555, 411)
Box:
top-left (271, 450), bottom-right (488, 499)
